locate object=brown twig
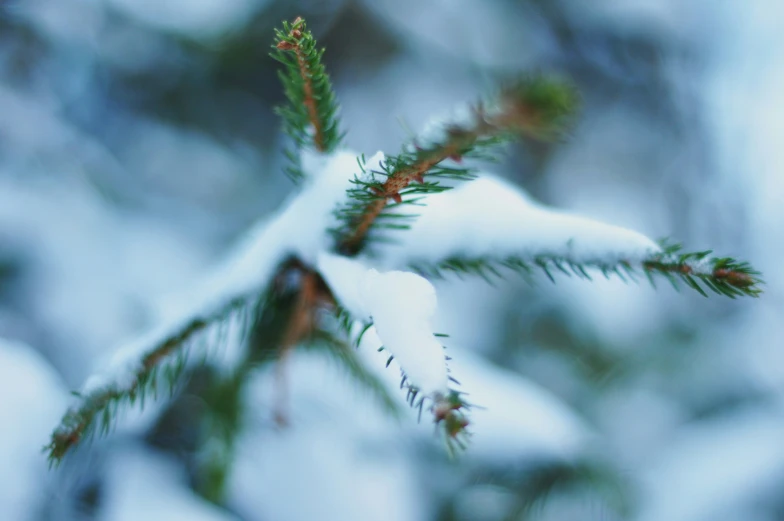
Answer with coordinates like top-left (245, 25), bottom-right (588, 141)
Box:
top-left (340, 106), bottom-right (511, 254)
top-left (643, 260), bottom-right (756, 289)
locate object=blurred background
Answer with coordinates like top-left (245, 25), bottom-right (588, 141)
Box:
top-left (1, 0), bottom-right (783, 520)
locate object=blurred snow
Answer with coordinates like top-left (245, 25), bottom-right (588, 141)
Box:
top-left (230, 424), bottom-right (424, 521)
top-left (0, 338), bottom-right (66, 521)
top-left (361, 0), bottom-right (554, 68)
top-left (640, 409), bottom-right (784, 521)
top-left (337, 55), bottom-right (478, 153)
top-left (446, 346), bottom-right (588, 462)
top-left (0, 176), bottom-right (210, 384)
top-left (105, 0), bottom-right (265, 39)
top-left (99, 446), bottom-right (240, 521)
top-left (228, 349), bottom-right (425, 521)
top-left (557, 0), bottom-right (697, 40)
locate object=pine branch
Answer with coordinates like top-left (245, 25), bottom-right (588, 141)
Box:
top-left (642, 241), bottom-right (761, 298)
top-left (334, 77), bottom-right (578, 255)
top-left (411, 241), bottom-right (762, 299)
top-left (45, 296), bottom-right (255, 465)
top-left (334, 308), bottom-right (472, 455)
top-left (433, 389), bottom-right (473, 458)
top-left (381, 338), bottom-right (472, 457)
top-left (272, 16), bottom-right (343, 181)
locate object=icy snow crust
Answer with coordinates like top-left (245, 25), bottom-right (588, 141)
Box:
top-left (74, 147), bottom-right (659, 455)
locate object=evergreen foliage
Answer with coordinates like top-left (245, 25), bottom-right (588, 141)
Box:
top-left (45, 296), bottom-right (254, 464)
top-left (45, 15), bottom-right (762, 490)
top-left (410, 240), bottom-right (762, 298)
top-left (271, 17), bottom-right (343, 181)
top-left (334, 79), bottom-right (578, 254)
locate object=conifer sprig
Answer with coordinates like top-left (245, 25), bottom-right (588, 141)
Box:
top-left (45, 297), bottom-right (255, 464)
top-left (410, 242), bottom-right (762, 298)
top-left (643, 242), bottom-right (762, 298)
top-left (272, 17), bottom-right (343, 181)
top-left (433, 390), bottom-right (472, 457)
top-left (334, 308), bottom-right (472, 455)
top-left (335, 77), bottom-right (577, 254)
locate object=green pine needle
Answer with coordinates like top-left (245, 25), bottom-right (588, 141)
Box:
top-left (333, 76), bottom-right (578, 255)
top-left (411, 240), bottom-right (762, 299)
top-left (331, 306), bottom-right (471, 454)
top-left (271, 17), bottom-right (344, 182)
top-left (44, 297), bottom-right (256, 466)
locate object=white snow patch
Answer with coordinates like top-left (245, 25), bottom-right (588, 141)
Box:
top-left (229, 422), bottom-right (423, 521)
top-left (361, 269), bottom-right (446, 395)
top-left (316, 252), bottom-right (371, 319)
top-left (99, 446), bottom-right (239, 521)
top-left (0, 338), bottom-right (67, 521)
top-left (273, 150), bottom-right (382, 265)
top-left (374, 174), bottom-right (661, 270)
top-left (318, 253), bottom-right (448, 395)
top-left (228, 350), bottom-right (423, 521)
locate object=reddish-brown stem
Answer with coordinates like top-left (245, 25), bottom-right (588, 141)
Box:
top-left (338, 93), bottom-right (554, 254)
top-left (643, 261), bottom-right (755, 288)
top-left (340, 129), bottom-right (480, 254)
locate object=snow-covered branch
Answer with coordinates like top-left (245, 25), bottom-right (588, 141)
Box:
top-left (317, 253), bottom-right (449, 395)
top-left (43, 14), bottom-right (763, 474)
top-left (412, 247), bottom-right (762, 298)
top-left (372, 175), bottom-right (762, 298)
top-left (46, 149), bottom-right (365, 464)
top-left (46, 296), bottom-right (253, 464)
top-left (334, 77), bottom-right (578, 254)
top-left (317, 253), bottom-right (472, 452)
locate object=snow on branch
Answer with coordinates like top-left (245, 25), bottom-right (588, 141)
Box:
top-left (272, 17), bottom-right (344, 181)
top-left (317, 253), bottom-right (471, 452)
top-left (317, 253), bottom-right (448, 395)
top-left (46, 150), bottom-right (367, 464)
top-left (640, 241), bottom-right (761, 298)
top-left (333, 76), bottom-right (578, 255)
top-left (373, 175), bottom-right (762, 298)
top-left (46, 296), bottom-right (254, 464)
